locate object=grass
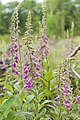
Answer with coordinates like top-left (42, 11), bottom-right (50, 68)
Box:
top-left (49, 36), bottom-right (80, 67)
top-left (0, 34), bottom-right (80, 67)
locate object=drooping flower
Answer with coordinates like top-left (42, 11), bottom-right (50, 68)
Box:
top-left (63, 79), bottom-right (72, 109)
top-left (64, 93), bottom-right (69, 97)
top-left (24, 74), bottom-right (28, 79)
top-left (77, 96), bottom-right (80, 101)
top-left (40, 45), bottom-right (45, 50)
top-left (13, 43), bottom-right (18, 49)
top-left (63, 83), bottom-right (69, 89)
top-left (64, 103), bottom-right (70, 109)
top-left (11, 42), bottom-right (19, 75)
top-left (65, 99), bottom-right (70, 104)
top-left (15, 59), bottom-right (18, 63)
top-left (24, 68), bottom-right (30, 74)
top-left (36, 63), bottom-right (40, 71)
top-left (54, 96), bottom-right (59, 102)
top-left (15, 70), bottom-right (19, 75)
top-left (36, 72), bottom-right (40, 77)
top-left (12, 62), bottom-right (16, 68)
top-left (15, 53), bottom-right (18, 59)
top-left (24, 79), bottom-right (33, 90)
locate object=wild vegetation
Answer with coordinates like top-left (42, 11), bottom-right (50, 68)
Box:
top-left (1, 0), bottom-right (80, 38)
top-left (0, 1), bottom-right (80, 120)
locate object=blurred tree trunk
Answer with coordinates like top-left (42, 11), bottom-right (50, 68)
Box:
top-left (49, 0), bottom-right (54, 16)
top-left (61, 1), bottom-right (65, 39)
top-left (48, 0), bottom-right (58, 16)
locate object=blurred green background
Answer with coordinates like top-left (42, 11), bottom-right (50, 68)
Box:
top-left (0, 0), bottom-right (80, 66)
top-left (0, 0), bottom-right (80, 39)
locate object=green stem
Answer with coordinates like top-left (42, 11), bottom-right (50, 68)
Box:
top-left (11, 34), bottom-right (14, 72)
top-left (58, 66), bottom-right (62, 120)
top-left (17, 32), bottom-right (22, 80)
top-left (34, 82), bottom-right (38, 119)
top-left (58, 109), bottom-right (61, 120)
top-left (26, 36), bottom-right (39, 118)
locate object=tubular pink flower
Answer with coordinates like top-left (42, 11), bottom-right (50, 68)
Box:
top-left (15, 59), bottom-right (18, 63)
top-left (15, 70), bottom-right (19, 75)
top-left (24, 74), bottom-right (28, 79)
top-left (12, 62), bottom-right (16, 68)
top-left (36, 72), bottom-right (40, 77)
top-left (13, 43), bottom-right (18, 49)
top-left (24, 79), bottom-right (33, 90)
top-left (64, 93), bottom-right (69, 97)
top-left (77, 96), bottom-right (80, 101)
top-left (63, 83), bottom-right (69, 89)
top-left (54, 96), bottom-right (59, 101)
top-left (65, 99), bottom-right (70, 103)
top-left (15, 54), bottom-right (18, 59)
top-left (64, 103), bottom-right (70, 108)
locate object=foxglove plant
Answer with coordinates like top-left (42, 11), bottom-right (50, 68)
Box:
top-left (31, 2), bottom-right (49, 85)
top-left (62, 61), bottom-right (72, 109)
top-left (55, 24), bottom-right (75, 111)
top-left (54, 59), bottom-right (73, 120)
top-left (77, 96), bottom-right (80, 102)
top-left (10, 4), bottom-right (22, 77)
top-left (23, 11), bottom-right (42, 117)
top-left (23, 11), bottom-right (34, 91)
top-left (23, 2), bottom-right (49, 92)
top-left (1, 1), bottom-right (80, 120)
top-left (38, 2), bottom-right (49, 61)
top-left (22, 2), bottom-right (50, 118)
top-left (63, 79), bottom-right (72, 109)
top-left (64, 23), bottom-right (80, 109)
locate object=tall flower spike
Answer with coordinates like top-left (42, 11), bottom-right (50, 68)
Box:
top-left (10, 3), bottom-right (22, 76)
top-left (10, 3), bottom-right (21, 36)
top-left (23, 11), bottom-right (34, 91)
top-left (15, 5), bottom-right (20, 34)
top-left (10, 11), bottom-right (16, 37)
top-left (42, 1), bottom-right (49, 50)
top-left (42, 1), bottom-right (47, 32)
top-left (24, 11), bottom-right (33, 48)
top-left (38, 1), bottom-right (49, 59)
top-left (15, 4), bottom-right (23, 79)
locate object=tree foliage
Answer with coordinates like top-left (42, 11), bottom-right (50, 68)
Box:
top-left (0, 0), bottom-right (80, 38)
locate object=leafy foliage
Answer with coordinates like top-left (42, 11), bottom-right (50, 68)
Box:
top-left (0, 1), bottom-right (80, 120)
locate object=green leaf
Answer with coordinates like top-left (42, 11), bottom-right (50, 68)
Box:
top-left (40, 78), bottom-right (48, 87)
top-left (18, 60), bottom-right (22, 67)
top-left (39, 100), bottom-right (52, 111)
top-left (51, 80), bottom-right (58, 90)
top-left (36, 108), bottom-right (46, 119)
top-left (38, 92), bottom-right (45, 101)
top-left (44, 89), bottom-right (51, 97)
top-left (19, 89), bottom-right (26, 101)
top-left (14, 115), bottom-right (26, 120)
top-left (0, 78), bottom-right (4, 82)
top-left (6, 111), bottom-right (16, 120)
top-left (27, 95), bottom-right (35, 103)
top-left (40, 117), bottom-right (45, 120)
top-left (0, 96), bottom-right (8, 105)
top-left (4, 83), bottom-right (13, 92)
top-left (46, 104), bottom-right (55, 110)
top-left (14, 82), bottom-right (21, 91)
top-left (45, 112), bottom-right (58, 119)
top-left (14, 114), bottom-right (26, 120)
top-left (75, 104), bottom-right (80, 108)
top-left (45, 70), bottom-right (53, 81)
top-left (6, 91), bottom-right (13, 96)
top-left (14, 112), bottom-right (34, 120)
top-left (0, 95), bottom-right (18, 119)
top-left (70, 113), bottom-right (79, 119)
